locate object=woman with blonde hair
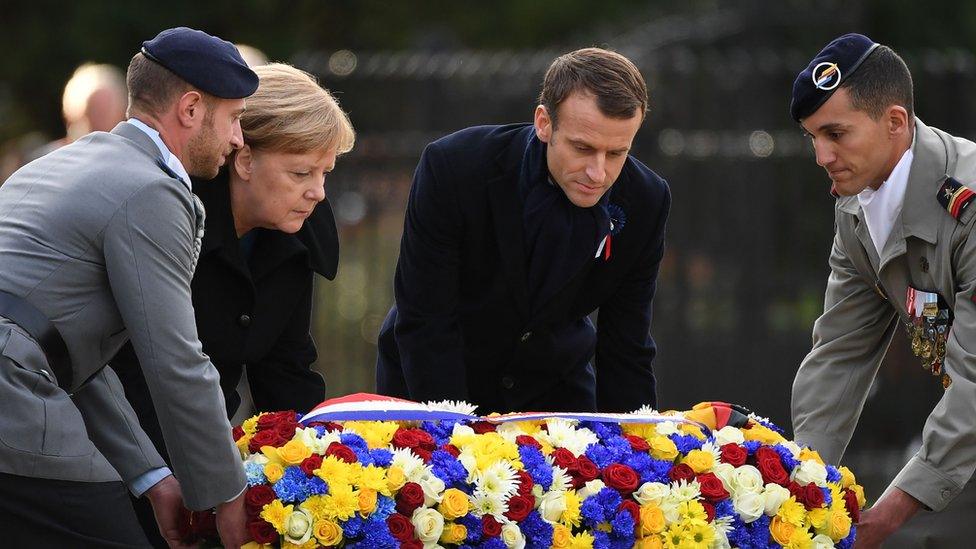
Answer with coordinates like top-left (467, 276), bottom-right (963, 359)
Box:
top-left (113, 63), bottom-right (354, 547)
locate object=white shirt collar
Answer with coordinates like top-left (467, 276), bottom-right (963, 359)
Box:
top-left (857, 131), bottom-right (916, 255)
top-left (127, 117), bottom-right (192, 190)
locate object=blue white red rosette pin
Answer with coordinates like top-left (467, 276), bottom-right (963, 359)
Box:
top-left (596, 203), bottom-right (626, 261)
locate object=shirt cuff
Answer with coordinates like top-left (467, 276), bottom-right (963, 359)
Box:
top-left (891, 454), bottom-right (964, 512)
top-left (129, 467), bottom-right (173, 498)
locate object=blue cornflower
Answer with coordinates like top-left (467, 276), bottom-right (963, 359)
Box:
top-left (773, 444), bottom-right (800, 471)
top-left (715, 499), bottom-right (735, 518)
top-left (623, 452), bottom-right (654, 483)
top-left (584, 421), bottom-right (622, 439)
top-left (518, 445), bottom-right (553, 490)
top-left (581, 487), bottom-right (622, 527)
top-left (273, 466), bottom-right (310, 503)
top-left (604, 435), bottom-right (633, 462)
top-left (743, 440), bottom-right (762, 455)
top-left (826, 464), bottom-right (842, 483)
top-left (459, 513), bottom-right (483, 544)
top-left (370, 448), bottom-right (394, 467)
top-left (479, 539), bottom-right (507, 549)
top-left (373, 495), bottom-right (396, 519)
top-left (421, 420), bottom-right (457, 446)
top-left (838, 526), bottom-right (856, 549)
top-left (431, 449), bottom-right (468, 488)
top-left (520, 511), bottom-right (553, 547)
top-left (748, 515), bottom-right (772, 547)
top-left (244, 461), bottom-right (267, 486)
top-left (343, 515), bottom-right (365, 537)
top-left (822, 486), bottom-right (833, 506)
top-left (307, 475), bottom-right (328, 496)
top-left (610, 508), bottom-right (635, 537)
top-left (593, 530), bottom-right (612, 549)
top-left (585, 444), bottom-right (613, 469)
top-left (340, 432), bottom-right (369, 452)
top-left (361, 516), bottom-right (398, 548)
top-left (646, 459), bottom-right (674, 484)
top-left (671, 434), bottom-right (704, 454)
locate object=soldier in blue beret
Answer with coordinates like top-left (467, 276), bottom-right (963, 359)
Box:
top-left (0, 28), bottom-right (256, 546)
top-left (790, 33), bottom-right (976, 547)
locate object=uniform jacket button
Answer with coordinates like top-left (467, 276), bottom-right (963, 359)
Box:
top-left (520, 331), bottom-right (532, 342)
top-left (501, 376), bottom-right (515, 389)
top-left (238, 314), bottom-right (251, 327)
top-left (942, 488), bottom-right (952, 499)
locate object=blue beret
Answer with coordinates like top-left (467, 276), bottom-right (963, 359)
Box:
top-left (141, 27), bottom-right (258, 99)
top-left (790, 33), bottom-right (880, 122)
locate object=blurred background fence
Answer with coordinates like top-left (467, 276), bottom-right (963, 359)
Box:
top-left (5, 0), bottom-right (976, 498)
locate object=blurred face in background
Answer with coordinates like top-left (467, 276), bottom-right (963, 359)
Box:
top-left (534, 90), bottom-right (643, 208)
top-left (230, 144), bottom-right (336, 236)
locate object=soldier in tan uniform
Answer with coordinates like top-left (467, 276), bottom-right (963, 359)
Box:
top-left (790, 34), bottom-right (976, 547)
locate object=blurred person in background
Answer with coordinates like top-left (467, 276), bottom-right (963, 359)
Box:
top-left (790, 33), bottom-right (976, 547)
top-left (111, 62), bottom-right (354, 548)
top-left (377, 47), bottom-right (670, 414)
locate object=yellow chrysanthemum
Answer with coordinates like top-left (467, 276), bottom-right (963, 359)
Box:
top-left (236, 434), bottom-right (252, 456)
top-left (357, 464), bottom-right (390, 496)
top-left (806, 506), bottom-right (828, 530)
top-left (837, 466), bottom-right (856, 489)
top-left (461, 432), bottom-right (519, 472)
top-left (742, 423), bottom-right (786, 445)
top-left (322, 482), bottom-right (359, 521)
top-left (777, 497), bottom-right (807, 527)
top-left (314, 455), bottom-right (355, 489)
top-left (786, 527), bottom-right (814, 549)
top-left (264, 462), bottom-right (284, 484)
top-left (569, 530), bottom-right (596, 549)
top-left (300, 496), bottom-right (328, 522)
top-left (682, 521), bottom-right (716, 548)
top-left (678, 423), bottom-right (706, 439)
top-left (649, 436), bottom-right (679, 461)
top-left (260, 499), bottom-right (293, 534)
top-left (560, 491), bottom-right (582, 528)
top-left (342, 420), bottom-right (399, 449)
top-left (682, 449), bottom-right (714, 473)
top-left (243, 415), bottom-right (260, 435)
top-left (281, 541), bottom-right (317, 549)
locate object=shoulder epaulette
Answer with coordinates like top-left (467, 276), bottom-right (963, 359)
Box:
top-left (937, 177), bottom-right (976, 223)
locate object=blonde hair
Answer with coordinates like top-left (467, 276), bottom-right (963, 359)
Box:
top-left (63, 63), bottom-right (126, 122)
top-left (242, 63), bottom-right (355, 155)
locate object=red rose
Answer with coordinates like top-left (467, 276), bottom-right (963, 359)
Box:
top-left (472, 421), bottom-right (497, 434)
top-left (275, 421), bottom-right (300, 441)
top-left (401, 541), bottom-right (423, 549)
top-left (551, 448), bottom-right (578, 471)
top-left (668, 463), bottom-right (696, 483)
top-left (504, 494), bottom-right (535, 522)
top-left (414, 447), bottom-right (433, 463)
top-left (256, 411), bottom-right (294, 430)
top-left (702, 501), bottom-right (716, 523)
top-left (787, 481), bottom-right (804, 500)
top-left (386, 513), bottom-right (415, 542)
top-left (603, 463), bottom-right (640, 494)
top-left (300, 454), bottom-right (324, 476)
top-left (244, 485), bottom-right (276, 515)
top-left (248, 518), bottom-right (278, 544)
top-left (248, 429), bottom-right (284, 453)
top-left (442, 444), bottom-right (461, 457)
top-left (325, 442), bottom-right (358, 464)
top-left (516, 470), bottom-right (534, 496)
top-left (232, 426), bottom-right (245, 441)
top-left (719, 444), bottom-right (747, 467)
top-left (625, 435), bottom-right (650, 453)
top-left (575, 456), bottom-right (600, 481)
top-left (395, 482), bottom-right (425, 515)
top-left (844, 489), bottom-right (861, 523)
top-left (482, 514), bottom-right (502, 537)
top-left (754, 447), bottom-right (789, 486)
top-left (802, 483), bottom-right (825, 509)
top-left (617, 500), bottom-right (640, 525)
top-left (516, 435), bottom-right (541, 449)
top-left (697, 473), bottom-right (730, 502)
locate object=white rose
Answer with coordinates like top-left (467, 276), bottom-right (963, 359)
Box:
top-left (792, 460), bottom-right (828, 486)
top-left (812, 534), bottom-right (835, 549)
top-left (655, 421), bottom-right (679, 436)
top-left (733, 492), bottom-right (765, 523)
top-left (713, 426), bottom-right (745, 446)
top-left (577, 479), bottom-right (606, 500)
top-left (501, 521), bottom-right (527, 549)
top-left (660, 499), bottom-right (681, 524)
top-left (729, 465), bottom-right (764, 495)
top-left (711, 463), bottom-right (736, 489)
top-left (419, 474), bottom-right (445, 506)
top-left (781, 441), bottom-right (802, 457)
top-left (283, 508), bottom-right (313, 545)
top-left (762, 483), bottom-right (791, 516)
top-left (633, 482), bottom-right (670, 506)
top-left (411, 507), bottom-right (445, 544)
top-left (538, 490), bottom-right (567, 523)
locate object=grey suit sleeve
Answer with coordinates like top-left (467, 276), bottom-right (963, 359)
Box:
top-left (70, 366), bottom-right (167, 486)
top-left (102, 178), bottom-right (245, 510)
top-left (792, 230), bottom-right (899, 464)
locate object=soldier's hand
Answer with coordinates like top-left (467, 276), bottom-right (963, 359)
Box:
top-left (854, 488), bottom-right (921, 548)
top-left (145, 474), bottom-right (197, 549)
top-left (215, 491), bottom-right (250, 548)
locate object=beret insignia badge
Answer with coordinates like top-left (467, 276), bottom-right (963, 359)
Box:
top-left (812, 62), bottom-right (842, 91)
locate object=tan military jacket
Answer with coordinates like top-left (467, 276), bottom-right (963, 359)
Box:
top-left (792, 119), bottom-right (976, 511)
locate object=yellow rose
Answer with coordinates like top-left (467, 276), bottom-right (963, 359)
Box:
top-left (358, 488), bottom-right (378, 516)
top-left (826, 507), bottom-right (852, 541)
top-left (438, 488), bottom-right (470, 520)
top-left (386, 465), bottom-right (406, 491)
top-left (852, 484), bottom-right (866, 508)
top-left (678, 423), bottom-right (706, 439)
top-left (743, 423), bottom-right (786, 445)
top-left (277, 439), bottom-right (312, 465)
top-left (638, 504), bottom-right (666, 536)
top-left (837, 466), bottom-right (856, 489)
top-left (551, 524), bottom-right (572, 548)
top-left (635, 535), bottom-right (664, 549)
top-left (798, 448), bottom-right (825, 465)
top-left (264, 463), bottom-right (285, 484)
top-left (649, 436), bottom-right (678, 461)
top-left (439, 522), bottom-right (467, 545)
top-left (682, 449), bottom-right (714, 473)
top-left (770, 515), bottom-right (797, 546)
top-left (313, 519), bottom-right (343, 546)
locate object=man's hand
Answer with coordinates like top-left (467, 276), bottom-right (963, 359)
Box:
top-left (144, 474), bottom-right (196, 549)
top-left (215, 491), bottom-right (249, 548)
top-left (854, 487), bottom-right (921, 548)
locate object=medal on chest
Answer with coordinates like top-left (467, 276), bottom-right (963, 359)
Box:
top-left (905, 286), bottom-right (952, 384)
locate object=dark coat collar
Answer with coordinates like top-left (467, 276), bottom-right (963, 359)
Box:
top-left (194, 170), bottom-right (339, 280)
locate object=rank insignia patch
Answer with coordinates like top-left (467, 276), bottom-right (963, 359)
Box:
top-left (937, 177), bottom-right (976, 221)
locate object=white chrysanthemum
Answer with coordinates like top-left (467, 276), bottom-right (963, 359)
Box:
top-left (475, 461), bottom-right (520, 499)
top-left (390, 446), bottom-right (427, 481)
top-left (471, 490), bottom-right (508, 518)
top-left (747, 413), bottom-right (773, 426)
top-left (667, 479), bottom-right (701, 503)
top-left (713, 515), bottom-right (734, 536)
top-left (711, 530), bottom-right (732, 549)
top-left (549, 466), bottom-right (573, 494)
top-left (712, 426), bottom-right (745, 446)
top-left (494, 422), bottom-right (527, 444)
top-left (633, 482), bottom-right (670, 506)
top-left (792, 460), bottom-right (828, 486)
top-left (654, 421), bottom-right (680, 436)
top-left (699, 441), bottom-right (722, 462)
top-left (577, 479), bottom-right (606, 500)
top-left (632, 404), bottom-right (659, 415)
top-left (541, 418), bottom-right (598, 456)
top-left (424, 399), bottom-right (478, 416)
top-left (294, 426), bottom-right (338, 455)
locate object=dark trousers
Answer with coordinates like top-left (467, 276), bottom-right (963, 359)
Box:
top-left (0, 472), bottom-right (151, 548)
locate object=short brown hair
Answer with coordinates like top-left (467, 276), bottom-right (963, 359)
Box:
top-left (125, 52), bottom-right (193, 118)
top-left (241, 63), bottom-right (355, 155)
top-left (538, 47), bottom-right (648, 128)
top-left (841, 45), bottom-right (914, 121)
